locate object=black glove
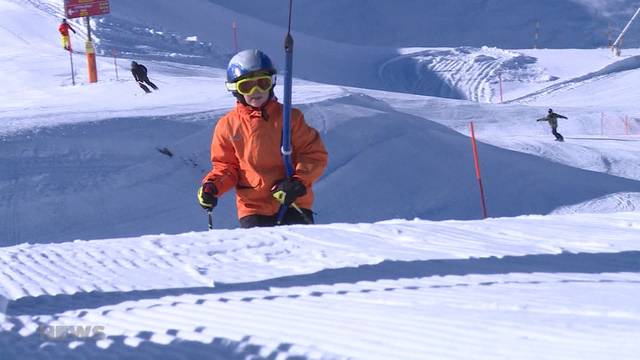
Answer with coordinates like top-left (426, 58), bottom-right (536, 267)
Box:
top-left (197, 182), bottom-right (218, 210)
top-left (271, 178), bottom-right (307, 206)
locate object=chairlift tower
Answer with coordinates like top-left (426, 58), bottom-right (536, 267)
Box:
top-left (611, 7), bottom-right (640, 56)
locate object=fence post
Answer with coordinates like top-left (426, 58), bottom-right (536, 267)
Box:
top-left (625, 115), bottom-right (630, 135)
top-left (112, 49), bottom-right (119, 81)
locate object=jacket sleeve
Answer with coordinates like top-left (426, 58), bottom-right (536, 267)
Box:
top-left (131, 70), bottom-right (140, 82)
top-left (557, 114), bottom-right (568, 119)
top-left (290, 109), bottom-right (328, 187)
top-left (202, 116), bottom-right (239, 195)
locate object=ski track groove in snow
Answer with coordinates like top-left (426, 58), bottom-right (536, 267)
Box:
top-left (8, 274), bottom-right (638, 359)
top-left (402, 47), bottom-right (518, 103)
top-left (2, 213), bottom-right (640, 300)
top-left (1, 214), bottom-right (640, 358)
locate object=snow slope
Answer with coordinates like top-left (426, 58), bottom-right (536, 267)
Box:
top-left (384, 47), bottom-right (640, 103)
top-left (208, 0), bottom-right (640, 49)
top-left (2, 0), bottom-right (640, 245)
top-left (5, 88), bottom-right (640, 245)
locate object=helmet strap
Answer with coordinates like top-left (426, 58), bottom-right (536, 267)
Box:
top-left (233, 91), bottom-right (248, 106)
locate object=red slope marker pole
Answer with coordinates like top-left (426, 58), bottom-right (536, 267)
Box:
top-left (470, 122), bottom-right (488, 219)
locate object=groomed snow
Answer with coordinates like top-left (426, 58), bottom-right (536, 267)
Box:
top-left (1, 0), bottom-right (640, 359)
top-left (2, 213), bottom-right (640, 359)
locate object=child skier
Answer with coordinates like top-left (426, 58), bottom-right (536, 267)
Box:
top-left (197, 49), bottom-right (328, 228)
top-left (58, 19), bottom-right (76, 51)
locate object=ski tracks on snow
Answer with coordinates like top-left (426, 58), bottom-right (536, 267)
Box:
top-left (379, 47), bottom-right (542, 103)
top-left (2, 215), bottom-right (640, 358)
top-left (509, 55), bottom-right (640, 104)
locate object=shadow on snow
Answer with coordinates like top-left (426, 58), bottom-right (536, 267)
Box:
top-left (7, 250), bottom-right (640, 317)
top-left (0, 331), bottom-right (306, 360)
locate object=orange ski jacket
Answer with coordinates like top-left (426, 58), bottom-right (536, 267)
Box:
top-left (202, 99), bottom-right (328, 219)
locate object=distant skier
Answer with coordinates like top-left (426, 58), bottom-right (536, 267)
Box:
top-left (537, 108), bottom-right (568, 141)
top-left (131, 61), bottom-right (159, 93)
top-left (197, 49), bottom-right (328, 228)
top-left (58, 18), bottom-right (76, 51)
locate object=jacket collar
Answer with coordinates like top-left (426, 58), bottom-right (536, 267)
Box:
top-left (236, 98), bottom-right (280, 119)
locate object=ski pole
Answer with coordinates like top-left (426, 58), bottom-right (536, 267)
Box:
top-left (276, 0), bottom-right (295, 225)
top-left (291, 203), bottom-right (313, 224)
top-left (207, 210), bottom-right (213, 230)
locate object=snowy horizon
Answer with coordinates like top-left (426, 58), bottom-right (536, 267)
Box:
top-left (1, 0), bottom-right (640, 359)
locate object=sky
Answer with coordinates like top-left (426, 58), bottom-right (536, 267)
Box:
top-left (1, 0), bottom-right (640, 359)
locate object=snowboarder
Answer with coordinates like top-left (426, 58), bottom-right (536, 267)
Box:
top-left (58, 18), bottom-right (76, 51)
top-left (537, 108), bottom-right (568, 141)
top-left (130, 61), bottom-right (159, 93)
top-left (197, 49), bottom-right (328, 228)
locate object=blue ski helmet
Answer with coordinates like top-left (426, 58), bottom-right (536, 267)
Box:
top-left (226, 49), bottom-right (276, 84)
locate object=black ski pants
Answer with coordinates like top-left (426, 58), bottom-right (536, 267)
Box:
top-left (239, 208), bottom-right (314, 228)
top-left (551, 127), bottom-right (564, 141)
top-left (137, 76), bottom-right (158, 93)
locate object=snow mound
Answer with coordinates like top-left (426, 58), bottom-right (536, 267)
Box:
top-left (381, 47), bottom-right (552, 102)
top-left (511, 55), bottom-right (640, 104)
top-left (553, 192), bottom-right (640, 214)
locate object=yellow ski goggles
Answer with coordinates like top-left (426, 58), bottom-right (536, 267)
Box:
top-left (226, 75), bottom-right (274, 96)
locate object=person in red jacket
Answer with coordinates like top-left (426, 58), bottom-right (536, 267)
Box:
top-left (197, 49), bottom-right (328, 228)
top-left (58, 18), bottom-right (76, 51)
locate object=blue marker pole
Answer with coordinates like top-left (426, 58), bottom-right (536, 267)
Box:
top-left (276, 0), bottom-right (295, 225)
